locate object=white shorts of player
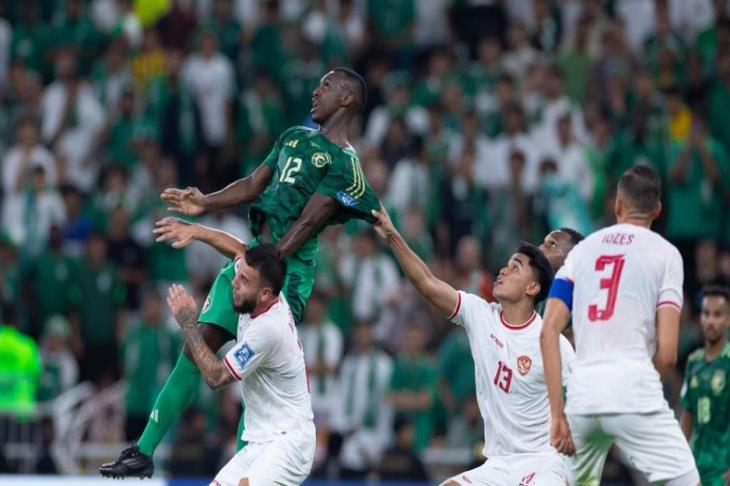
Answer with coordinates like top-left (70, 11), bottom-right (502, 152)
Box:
top-left (210, 423), bottom-right (315, 486)
top-left (568, 409), bottom-right (700, 486)
top-left (442, 451), bottom-right (569, 486)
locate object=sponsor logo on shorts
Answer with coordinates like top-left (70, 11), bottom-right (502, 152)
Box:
top-left (233, 343), bottom-right (255, 369)
top-left (517, 355), bottom-right (532, 376)
top-left (311, 152), bottom-right (331, 168)
top-left (337, 191), bottom-right (358, 207)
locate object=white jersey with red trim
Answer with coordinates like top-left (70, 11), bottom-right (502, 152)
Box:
top-left (450, 291), bottom-right (575, 457)
top-left (555, 223), bottom-right (684, 415)
top-left (224, 297), bottom-right (314, 443)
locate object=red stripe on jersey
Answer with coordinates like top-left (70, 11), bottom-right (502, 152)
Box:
top-left (500, 310), bottom-right (538, 330)
top-left (447, 292), bottom-right (462, 320)
top-left (657, 301), bottom-right (681, 311)
top-left (224, 357), bottom-right (242, 381)
top-left (251, 298), bottom-right (280, 319)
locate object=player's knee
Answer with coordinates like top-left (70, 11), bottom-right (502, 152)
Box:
top-left (440, 481), bottom-right (462, 486)
top-left (237, 479), bottom-right (250, 486)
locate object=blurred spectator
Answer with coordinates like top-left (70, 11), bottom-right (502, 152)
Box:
top-left (709, 50), bottom-right (730, 151)
top-left (388, 325), bottom-right (436, 451)
top-left (2, 115), bottom-right (58, 215)
top-left (41, 49), bottom-right (105, 191)
top-left (146, 49), bottom-right (199, 186)
top-left (92, 39), bottom-right (133, 112)
top-left (542, 111), bottom-right (594, 203)
top-left (438, 329), bottom-right (475, 422)
top-left (168, 408), bottom-right (218, 478)
top-left (3, 165), bottom-right (65, 256)
top-left (122, 288), bottom-right (179, 440)
top-left (299, 291), bottom-right (344, 471)
top-left (107, 207), bottom-right (147, 309)
top-left (377, 417), bottom-right (429, 481)
top-left (26, 226), bottom-right (77, 338)
top-left (207, 0), bottom-right (243, 63)
top-left (71, 234), bottom-right (126, 384)
top-left (131, 29), bottom-right (165, 94)
top-left (112, 0), bottom-right (143, 49)
top-left (38, 315), bottom-right (78, 402)
top-left (333, 323), bottom-right (393, 478)
top-left (51, 0), bottom-right (103, 69)
top-left (10, 3), bottom-right (50, 76)
top-left (157, 0), bottom-right (198, 50)
top-left (61, 185), bottom-right (94, 256)
top-left (667, 114), bottom-right (729, 297)
top-left (182, 29), bottom-right (235, 186)
top-left (367, 0), bottom-right (415, 57)
top-left (339, 229), bottom-right (399, 324)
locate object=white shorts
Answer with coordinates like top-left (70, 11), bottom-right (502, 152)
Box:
top-left (211, 424), bottom-right (315, 486)
top-left (568, 409), bottom-right (698, 485)
top-left (442, 452), bottom-right (569, 486)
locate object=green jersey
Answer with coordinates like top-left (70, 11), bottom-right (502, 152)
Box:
top-left (250, 126), bottom-right (380, 261)
top-left (681, 343), bottom-right (730, 485)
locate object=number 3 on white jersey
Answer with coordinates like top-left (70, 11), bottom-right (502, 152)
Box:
top-left (589, 255), bottom-right (625, 322)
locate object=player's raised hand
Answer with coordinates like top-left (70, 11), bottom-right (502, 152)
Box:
top-left (550, 413), bottom-right (576, 456)
top-left (161, 186), bottom-right (206, 215)
top-left (153, 217), bottom-right (199, 248)
top-left (370, 205), bottom-right (397, 240)
top-left (167, 284), bottom-right (198, 329)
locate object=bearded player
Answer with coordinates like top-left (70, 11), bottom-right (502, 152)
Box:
top-left (101, 68), bottom-right (380, 478)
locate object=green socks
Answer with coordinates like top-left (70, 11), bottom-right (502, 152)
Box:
top-left (137, 353), bottom-right (201, 456)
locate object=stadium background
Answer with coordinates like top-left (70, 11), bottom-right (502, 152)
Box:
top-left (0, 0), bottom-right (729, 484)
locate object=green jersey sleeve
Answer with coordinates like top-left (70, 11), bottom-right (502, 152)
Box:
top-left (316, 152), bottom-right (381, 223)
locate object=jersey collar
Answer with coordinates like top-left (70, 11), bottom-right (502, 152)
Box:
top-left (251, 298), bottom-right (280, 319)
top-left (500, 310), bottom-right (538, 330)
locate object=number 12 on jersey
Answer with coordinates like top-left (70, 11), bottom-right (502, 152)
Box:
top-left (589, 254), bottom-right (626, 322)
top-left (279, 156), bottom-right (302, 184)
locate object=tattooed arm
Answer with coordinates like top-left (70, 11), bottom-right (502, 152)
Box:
top-left (167, 284), bottom-right (237, 389)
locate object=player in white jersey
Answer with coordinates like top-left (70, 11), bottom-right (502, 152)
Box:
top-left (371, 207), bottom-right (575, 486)
top-left (540, 165), bottom-right (700, 486)
top-left (166, 244), bottom-right (315, 486)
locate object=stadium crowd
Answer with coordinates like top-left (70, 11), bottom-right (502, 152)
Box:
top-left (1, 0), bottom-right (730, 482)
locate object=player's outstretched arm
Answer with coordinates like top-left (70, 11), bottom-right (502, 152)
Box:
top-left (371, 206), bottom-right (458, 318)
top-left (161, 164), bottom-right (274, 215)
top-left (154, 217), bottom-right (248, 259)
top-left (276, 194), bottom-right (340, 258)
top-left (654, 306), bottom-right (680, 378)
top-left (540, 297), bottom-right (575, 456)
top-left (167, 284), bottom-right (237, 390)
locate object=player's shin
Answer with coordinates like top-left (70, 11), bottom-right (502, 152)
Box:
top-left (137, 353), bottom-right (201, 455)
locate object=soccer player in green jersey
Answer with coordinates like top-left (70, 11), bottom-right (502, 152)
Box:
top-left (680, 285), bottom-right (730, 486)
top-left (100, 68), bottom-right (381, 478)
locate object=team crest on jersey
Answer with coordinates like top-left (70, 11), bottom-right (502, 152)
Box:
top-left (233, 343), bottom-right (255, 370)
top-left (711, 370), bottom-right (726, 395)
top-left (202, 296), bottom-right (211, 313)
top-left (517, 355), bottom-right (532, 376)
top-left (311, 152), bottom-right (331, 168)
top-left (690, 375), bottom-right (699, 388)
top-left (336, 191), bottom-right (358, 207)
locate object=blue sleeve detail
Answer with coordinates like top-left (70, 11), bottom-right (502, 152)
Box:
top-left (233, 343), bottom-right (255, 369)
top-left (549, 278), bottom-right (574, 311)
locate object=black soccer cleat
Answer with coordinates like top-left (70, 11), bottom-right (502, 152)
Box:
top-left (99, 445), bottom-right (154, 479)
